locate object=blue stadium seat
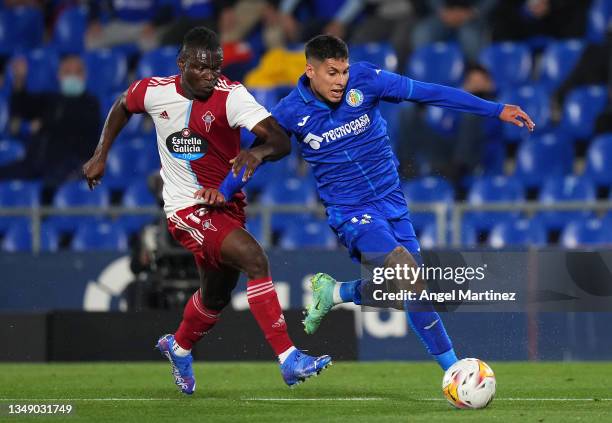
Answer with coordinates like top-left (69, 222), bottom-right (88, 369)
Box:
top-left (460, 217), bottom-right (478, 247)
top-left (84, 49), bottom-right (128, 100)
top-left (407, 42), bottom-right (464, 86)
top-left (122, 179), bottom-right (156, 207)
top-left (350, 42), bottom-right (398, 72)
top-left (488, 218), bottom-right (547, 249)
top-left (466, 175), bottom-right (525, 231)
top-left (2, 6), bottom-right (43, 54)
top-left (72, 221), bottom-right (128, 251)
top-left (0, 10), bottom-right (10, 55)
top-left (562, 85), bottom-right (608, 140)
top-left (514, 132), bottom-right (573, 189)
top-left (137, 46), bottom-right (180, 78)
top-left (418, 223), bottom-right (439, 248)
top-left (402, 176), bottom-right (454, 231)
top-left (249, 88), bottom-right (279, 112)
top-left (23, 48), bottom-right (60, 93)
top-left (538, 39), bottom-right (585, 91)
top-left (1, 222), bottom-right (59, 252)
top-left (0, 180), bottom-right (41, 207)
top-left (0, 95), bottom-right (9, 135)
top-left (585, 134), bottom-right (612, 187)
top-left (0, 139), bottom-right (25, 166)
top-left (51, 6), bottom-right (87, 54)
top-left (561, 218), bottom-right (611, 248)
top-left (402, 176), bottom-right (455, 203)
top-left (245, 215), bottom-right (264, 245)
top-left (49, 180), bottom-right (110, 232)
top-left (278, 218), bottom-right (336, 250)
top-left (479, 42), bottom-right (532, 90)
top-left (115, 214), bottom-right (157, 235)
top-left (259, 177), bottom-right (317, 232)
top-left (0, 216), bottom-right (29, 235)
top-left (536, 175), bottom-right (596, 231)
top-left (105, 143), bottom-right (160, 189)
top-left (499, 85), bottom-right (550, 142)
top-left (587, 0), bottom-right (612, 43)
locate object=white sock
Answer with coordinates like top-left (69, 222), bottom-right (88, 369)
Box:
top-left (278, 346), bottom-right (297, 364)
top-left (172, 340), bottom-right (191, 357)
top-left (333, 283), bottom-right (344, 305)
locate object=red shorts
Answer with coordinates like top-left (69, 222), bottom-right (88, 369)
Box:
top-left (167, 202), bottom-right (246, 270)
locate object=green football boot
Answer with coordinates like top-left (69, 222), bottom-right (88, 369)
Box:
top-left (303, 273), bottom-right (337, 335)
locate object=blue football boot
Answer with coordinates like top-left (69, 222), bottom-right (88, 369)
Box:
top-left (280, 349), bottom-right (332, 386)
top-left (156, 334), bottom-right (196, 395)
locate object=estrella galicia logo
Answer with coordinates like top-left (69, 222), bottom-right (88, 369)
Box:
top-left (345, 89), bottom-right (364, 107)
top-left (166, 127), bottom-right (208, 161)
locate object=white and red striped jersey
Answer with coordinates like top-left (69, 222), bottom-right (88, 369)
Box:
top-left (124, 74), bottom-right (270, 216)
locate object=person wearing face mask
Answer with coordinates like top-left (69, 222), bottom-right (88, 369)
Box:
top-left (0, 55), bottom-right (100, 191)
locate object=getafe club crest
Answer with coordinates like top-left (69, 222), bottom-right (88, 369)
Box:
top-left (203, 111), bottom-right (215, 132)
top-left (346, 89), bottom-right (364, 107)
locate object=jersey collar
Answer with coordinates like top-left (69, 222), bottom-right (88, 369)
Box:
top-left (297, 73), bottom-right (332, 110)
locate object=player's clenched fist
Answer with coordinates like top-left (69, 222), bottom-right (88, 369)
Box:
top-left (82, 154), bottom-right (106, 190)
top-left (230, 150), bottom-right (263, 182)
top-left (499, 104), bottom-right (536, 131)
top-left (194, 187), bottom-right (226, 206)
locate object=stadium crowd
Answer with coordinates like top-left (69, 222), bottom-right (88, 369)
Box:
top-left (0, 0), bottom-right (611, 251)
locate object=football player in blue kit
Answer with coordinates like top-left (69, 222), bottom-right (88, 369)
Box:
top-left (222, 35), bottom-right (535, 371)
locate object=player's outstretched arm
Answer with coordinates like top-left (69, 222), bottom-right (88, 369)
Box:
top-left (406, 80), bottom-right (535, 131)
top-left (82, 91), bottom-right (132, 190)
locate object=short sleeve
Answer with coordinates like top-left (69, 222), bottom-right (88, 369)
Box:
top-left (125, 78), bottom-right (150, 114)
top-left (226, 85), bottom-right (272, 130)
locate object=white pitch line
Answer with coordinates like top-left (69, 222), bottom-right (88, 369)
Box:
top-left (242, 398), bottom-right (384, 401)
top-left (1, 397), bottom-right (610, 402)
top-left (0, 399), bottom-right (180, 402)
top-left (421, 398), bottom-right (612, 402)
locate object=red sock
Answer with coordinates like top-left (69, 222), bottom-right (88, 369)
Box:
top-left (247, 277), bottom-right (294, 356)
top-left (174, 289), bottom-right (220, 350)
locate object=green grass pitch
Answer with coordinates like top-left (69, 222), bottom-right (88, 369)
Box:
top-left (1, 362), bottom-right (611, 422)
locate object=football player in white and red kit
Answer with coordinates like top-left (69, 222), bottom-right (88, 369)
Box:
top-left (82, 27), bottom-right (331, 395)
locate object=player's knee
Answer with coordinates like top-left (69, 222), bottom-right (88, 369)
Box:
top-left (202, 294), bottom-right (231, 312)
top-left (384, 245), bottom-right (423, 291)
top-left (244, 248), bottom-right (270, 280)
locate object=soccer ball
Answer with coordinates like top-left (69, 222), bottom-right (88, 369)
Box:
top-left (442, 358), bottom-right (496, 409)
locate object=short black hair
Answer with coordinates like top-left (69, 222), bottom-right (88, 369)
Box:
top-left (305, 35), bottom-right (348, 62)
top-left (180, 26), bottom-right (220, 56)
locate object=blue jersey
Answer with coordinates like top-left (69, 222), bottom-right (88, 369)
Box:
top-left (272, 62), bottom-right (503, 207)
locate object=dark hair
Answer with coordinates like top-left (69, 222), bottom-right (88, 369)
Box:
top-left (305, 35), bottom-right (348, 62)
top-left (180, 26), bottom-right (220, 56)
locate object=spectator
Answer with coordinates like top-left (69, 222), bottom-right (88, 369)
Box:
top-left (349, 0), bottom-right (423, 71)
top-left (0, 55), bottom-right (100, 189)
top-left (278, 0), bottom-right (363, 43)
top-left (158, 0), bottom-right (219, 46)
top-left (412, 0), bottom-right (497, 64)
top-left (398, 65), bottom-right (502, 182)
top-left (490, 0), bottom-right (593, 42)
top-left (85, 0), bottom-right (164, 51)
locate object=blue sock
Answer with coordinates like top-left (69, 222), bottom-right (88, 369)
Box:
top-left (339, 279), bottom-right (362, 305)
top-left (405, 301), bottom-right (458, 370)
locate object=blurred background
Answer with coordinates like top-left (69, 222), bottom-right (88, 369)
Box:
top-left (0, 0), bottom-right (611, 362)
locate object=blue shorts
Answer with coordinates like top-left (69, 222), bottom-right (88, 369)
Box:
top-left (326, 187), bottom-right (423, 266)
